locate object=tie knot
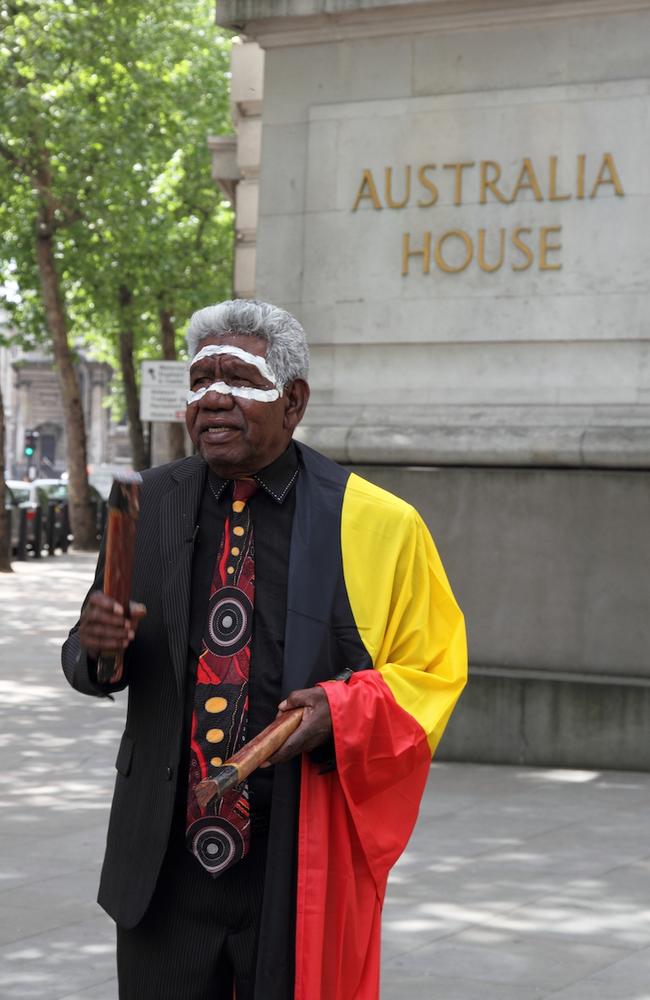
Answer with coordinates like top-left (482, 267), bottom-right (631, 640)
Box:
top-left (232, 478), bottom-right (258, 504)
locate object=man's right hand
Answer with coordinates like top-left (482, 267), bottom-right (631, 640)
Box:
top-left (78, 591), bottom-right (147, 659)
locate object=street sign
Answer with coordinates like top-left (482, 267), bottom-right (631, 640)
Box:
top-left (140, 360), bottom-right (188, 422)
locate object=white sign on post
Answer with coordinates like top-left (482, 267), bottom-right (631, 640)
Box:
top-left (140, 361), bottom-right (188, 423)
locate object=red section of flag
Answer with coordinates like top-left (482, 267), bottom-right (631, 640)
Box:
top-left (294, 670), bottom-right (431, 1000)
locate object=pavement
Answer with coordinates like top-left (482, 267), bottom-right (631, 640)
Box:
top-left (1, 551), bottom-right (649, 1000)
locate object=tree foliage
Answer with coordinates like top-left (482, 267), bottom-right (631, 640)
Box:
top-left (1, 0), bottom-right (233, 301)
top-left (0, 0), bottom-right (234, 515)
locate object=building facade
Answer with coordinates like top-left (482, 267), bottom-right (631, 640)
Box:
top-left (214, 0), bottom-right (650, 769)
top-left (1, 341), bottom-right (128, 479)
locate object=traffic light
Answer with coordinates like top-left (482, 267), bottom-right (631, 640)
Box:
top-left (24, 429), bottom-right (38, 458)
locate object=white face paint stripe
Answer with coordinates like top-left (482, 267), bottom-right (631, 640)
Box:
top-left (186, 381), bottom-right (280, 405)
top-left (190, 344), bottom-right (278, 387)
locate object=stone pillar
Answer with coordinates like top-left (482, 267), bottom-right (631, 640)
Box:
top-left (14, 379), bottom-right (30, 476)
top-left (208, 38), bottom-right (264, 298)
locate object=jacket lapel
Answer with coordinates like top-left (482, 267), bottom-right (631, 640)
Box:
top-left (282, 444), bottom-right (350, 695)
top-left (160, 455), bottom-right (207, 699)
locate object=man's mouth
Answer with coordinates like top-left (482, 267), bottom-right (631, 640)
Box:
top-left (200, 424), bottom-right (241, 439)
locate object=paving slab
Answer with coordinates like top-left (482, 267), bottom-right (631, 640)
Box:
top-left (2, 553), bottom-right (650, 1000)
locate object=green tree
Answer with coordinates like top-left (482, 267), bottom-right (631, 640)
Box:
top-left (61, 15), bottom-right (233, 467)
top-left (0, 0), bottom-right (233, 542)
top-left (71, 129), bottom-right (233, 467)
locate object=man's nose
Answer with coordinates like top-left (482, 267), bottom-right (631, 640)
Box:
top-left (200, 385), bottom-right (235, 408)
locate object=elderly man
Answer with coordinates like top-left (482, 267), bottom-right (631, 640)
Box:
top-left (62, 299), bottom-right (466, 1000)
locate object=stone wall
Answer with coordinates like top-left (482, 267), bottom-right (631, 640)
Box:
top-left (216, 0), bottom-right (650, 767)
top-left (352, 464), bottom-right (650, 682)
top-left (349, 462), bottom-right (650, 769)
top-left (252, 5), bottom-right (650, 466)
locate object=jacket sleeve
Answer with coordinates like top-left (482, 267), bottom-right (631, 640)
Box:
top-left (340, 473), bottom-right (467, 753)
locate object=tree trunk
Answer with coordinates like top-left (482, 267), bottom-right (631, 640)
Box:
top-left (159, 306), bottom-right (186, 461)
top-left (118, 286), bottom-right (147, 470)
top-left (35, 208), bottom-right (97, 550)
top-left (0, 382), bottom-right (12, 572)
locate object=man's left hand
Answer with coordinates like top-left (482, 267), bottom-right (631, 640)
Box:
top-left (264, 686), bottom-right (332, 765)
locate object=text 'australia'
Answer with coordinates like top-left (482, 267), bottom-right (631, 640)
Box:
top-left (350, 153), bottom-right (625, 276)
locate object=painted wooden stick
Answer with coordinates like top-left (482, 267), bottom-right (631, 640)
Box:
top-left (97, 472), bottom-right (142, 684)
top-left (195, 707), bottom-right (304, 809)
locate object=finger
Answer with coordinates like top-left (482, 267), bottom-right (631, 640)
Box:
top-left (278, 688), bottom-right (316, 712)
top-left (81, 617), bottom-right (126, 644)
top-left (88, 592), bottom-right (125, 616)
top-left (128, 604), bottom-right (147, 632)
top-left (84, 621), bottom-right (131, 638)
top-left (79, 605), bottom-right (130, 635)
top-left (81, 614), bottom-right (134, 640)
top-left (266, 719), bottom-right (325, 766)
top-left (265, 721), bottom-right (308, 765)
top-left (268, 735), bottom-right (316, 766)
top-left (86, 608), bottom-right (129, 629)
top-left (81, 623), bottom-right (131, 648)
top-left (81, 627), bottom-right (133, 651)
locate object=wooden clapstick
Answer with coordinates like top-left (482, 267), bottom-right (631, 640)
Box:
top-left (195, 707), bottom-right (304, 809)
top-left (96, 472), bottom-right (142, 684)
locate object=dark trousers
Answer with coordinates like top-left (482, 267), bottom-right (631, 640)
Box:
top-left (117, 832), bottom-right (268, 1000)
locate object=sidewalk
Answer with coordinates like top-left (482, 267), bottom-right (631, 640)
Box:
top-left (1, 552), bottom-right (649, 1000)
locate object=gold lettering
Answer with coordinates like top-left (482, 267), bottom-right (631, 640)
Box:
top-left (477, 228), bottom-right (506, 273)
top-left (548, 156), bottom-right (571, 202)
top-left (539, 226), bottom-right (563, 271)
top-left (512, 227), bottom-right (534, 272)
top-left (590, 153), bottom-right (625, 198)
top-left (351, 169), bottom-right (382, 211)
top-left (510, 158), bottom-right (544, 203)
top-left (417, 164), bottom-right (438, 208)
top-left (443, 161), bottom-right (475, 206)
top-left (385, 166), bottom-right (411, 209)
top-left (434, 230), bottom-right (473, 274)
top-left (576, 154), bottom-right (586, 199)
top-left (402, 232), bottom-right (431, 276)
top-left (480, 161), bottom-right (509, 204)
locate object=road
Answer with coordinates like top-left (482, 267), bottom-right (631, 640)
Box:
top-left (1, 553), bottom-right (649, 999)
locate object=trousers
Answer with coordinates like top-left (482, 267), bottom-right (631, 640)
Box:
top-left (117, 830), bottom-right (268, 1000)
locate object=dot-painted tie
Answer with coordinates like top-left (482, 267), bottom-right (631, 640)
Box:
top-left (186, 478), bottom-right (258, 876)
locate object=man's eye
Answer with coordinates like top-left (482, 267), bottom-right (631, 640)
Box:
top-left (191, 376), bottom-right (210, 388)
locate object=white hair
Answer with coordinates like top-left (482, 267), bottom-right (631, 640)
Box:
top-left (186, 299), bottom-right (309, 390)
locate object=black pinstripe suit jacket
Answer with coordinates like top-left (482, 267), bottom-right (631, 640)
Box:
top-left (62, 443), bottom-right (370, 993)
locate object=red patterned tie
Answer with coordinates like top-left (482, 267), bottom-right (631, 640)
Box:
top-left (186, 478), bottom-right (258, 875)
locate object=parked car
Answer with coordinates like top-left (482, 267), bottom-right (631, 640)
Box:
top-left (5, 480), bottom-right (42, 552)
top-left (5, 478), bottom-right (103, 551)
top-left (4, 484), bottom-right (21, 554)
top-left (33, 479), bottom-right (104, 547)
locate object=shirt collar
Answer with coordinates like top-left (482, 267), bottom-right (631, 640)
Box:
top-left (207, 442), bottom-right (299, 505)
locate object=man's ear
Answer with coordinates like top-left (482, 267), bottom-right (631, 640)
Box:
top-left (283, 379), bottom-right (310, 431)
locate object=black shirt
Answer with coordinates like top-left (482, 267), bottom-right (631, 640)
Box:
top-left (175, 443), bottom-right (299, 835)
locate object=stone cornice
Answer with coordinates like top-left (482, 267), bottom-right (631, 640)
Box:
top-left (296, 403), bottom-right (650, 468)
top-left (225, 0), bottom-right (650, 47)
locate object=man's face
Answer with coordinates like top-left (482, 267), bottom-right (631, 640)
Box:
top-left (185, 334), bottom-right (308, 477)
